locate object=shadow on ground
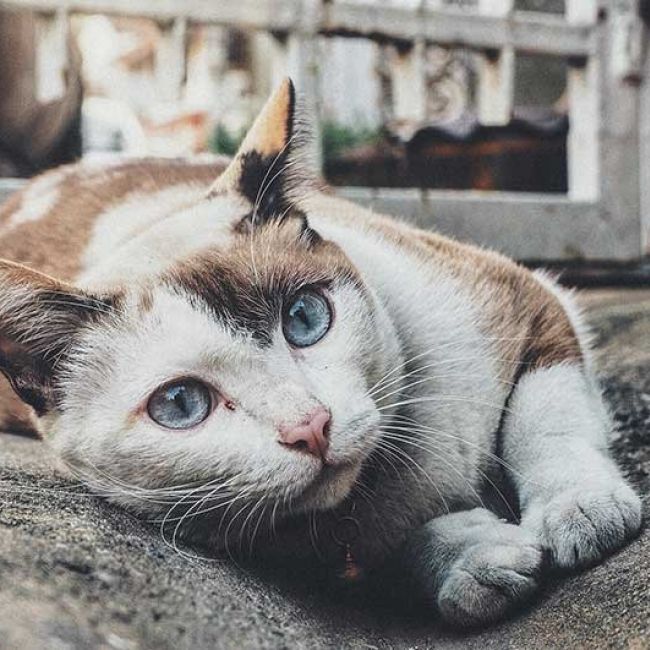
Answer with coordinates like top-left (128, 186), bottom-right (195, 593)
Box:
top-left (0, 293), bottom-right (648, 649)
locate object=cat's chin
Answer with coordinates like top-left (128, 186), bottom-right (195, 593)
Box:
top-left (296, 460), bottom-right (363, 512)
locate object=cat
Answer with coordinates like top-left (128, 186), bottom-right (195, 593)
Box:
top-left (0, 79), bottom-right (641, 627)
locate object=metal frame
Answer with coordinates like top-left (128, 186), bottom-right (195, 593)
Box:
top-left (0, 0), bottom-right (648, 262)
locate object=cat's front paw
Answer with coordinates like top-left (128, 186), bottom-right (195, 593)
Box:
top-left (534, 483), bottom-right (642, 569)
top-left (437, 531), bottom-right (542, 627)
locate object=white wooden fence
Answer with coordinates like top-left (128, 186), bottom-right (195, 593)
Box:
top-left (0, 0), bottom-right (648, 262)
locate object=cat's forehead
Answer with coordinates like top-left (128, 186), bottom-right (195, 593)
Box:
top-left (109, 222), bottom-right (361, 351)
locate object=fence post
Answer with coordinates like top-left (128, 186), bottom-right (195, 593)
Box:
top-left (594, 0), bottom-right (642, 258)
top-left (35, 9), bottom-right (69, 103)
top-left (566, 0), bottom-right (599, 201)
top-left (477, 0), bottom-right (514, 126)
top-left (156, 16), bottom-right (187, 103)
top-left (641, 17), bottom-right (650, 255)
top-left (391, 38), bottom-right (427, 132)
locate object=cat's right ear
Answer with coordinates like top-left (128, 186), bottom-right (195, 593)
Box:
top-left (0, 261), bottom-right (119, 415)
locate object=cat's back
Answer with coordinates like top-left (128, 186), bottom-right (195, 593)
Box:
top-left (0, 157), bottom-right (227, 283)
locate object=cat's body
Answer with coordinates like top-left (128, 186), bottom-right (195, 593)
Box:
top-left (0, 81), bottom-right (641, 627)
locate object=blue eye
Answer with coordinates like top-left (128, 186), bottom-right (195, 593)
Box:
top-left (147, 379), bottom-right (212, 430)
top-left (283, 289), bottom-right (332, 348)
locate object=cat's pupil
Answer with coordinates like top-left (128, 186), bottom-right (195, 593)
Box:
top-left (293, 301), bottom-right (310, 327)
top-left (171, 386), bottom-right (189, 415)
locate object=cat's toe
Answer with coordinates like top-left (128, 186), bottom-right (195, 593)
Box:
top-left (436, 541), bottom-right (542, 627)
top-left (540, 483), bottom-right (642, 569)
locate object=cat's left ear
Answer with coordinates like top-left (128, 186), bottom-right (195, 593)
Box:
top-left (208, 78), bottom-right (315, 222)
top-left (0, 261), bottom-right (119, 416)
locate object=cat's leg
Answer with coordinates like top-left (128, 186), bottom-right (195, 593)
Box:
top-left (400, 507), bottom-right (543, 626)
top-left (502, 363), bottom-right (642, 568)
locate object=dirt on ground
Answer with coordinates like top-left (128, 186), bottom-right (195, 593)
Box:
top-left (0, 291), bottom-right (648, 650)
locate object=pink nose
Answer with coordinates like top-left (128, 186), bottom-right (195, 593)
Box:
top-left (278, 407), bottom-right (331, 460)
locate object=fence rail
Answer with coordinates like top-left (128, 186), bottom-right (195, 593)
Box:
top-left (0, 0), bottom-right (596, 55)
top-left (0, 0), bottom-right (648, 262)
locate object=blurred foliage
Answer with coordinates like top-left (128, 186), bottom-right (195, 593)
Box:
top-left (209, 124), bottom-right (246, 156)
top-left (321, 121), bottom-right (382, 161)
top-left (210, 120), bottom-right (383, 161)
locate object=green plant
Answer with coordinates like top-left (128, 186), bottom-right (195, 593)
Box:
top-left (209, 124), bottom-right (246, 156)
top-left (209, 120), bottom-right (382, 162)
top-left (321, 121), bottom-right (382, 162)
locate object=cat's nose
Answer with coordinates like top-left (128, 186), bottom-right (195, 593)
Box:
top-left (278, 407), bottom-right (331, 460)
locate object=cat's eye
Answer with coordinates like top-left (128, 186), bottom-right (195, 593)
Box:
top-left (282, 289), bottom-right (332, 348)
top-left (147, 378), bottom-right (212, 430)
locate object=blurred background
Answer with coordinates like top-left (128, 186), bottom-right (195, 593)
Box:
top-left (0, 0), bottom-right (648, 281)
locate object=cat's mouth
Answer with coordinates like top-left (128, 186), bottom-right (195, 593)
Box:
top-left (294, 457), bottom-right (364, 511)
top-left (293, 414), bottom-right (380, 511)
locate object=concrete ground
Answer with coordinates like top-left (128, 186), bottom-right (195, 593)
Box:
top-left (0, 290), bottom-right (648, 650)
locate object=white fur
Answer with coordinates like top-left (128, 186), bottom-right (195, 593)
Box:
top-left (502, 363), bottom-right (641, 567)
top-left (311, 214), bottom-right (508, 500)
top-left (79, 187), bottom-right (245, 289)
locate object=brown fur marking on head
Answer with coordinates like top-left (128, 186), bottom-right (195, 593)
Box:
top-left (167, 217), bottom-right (361, 345)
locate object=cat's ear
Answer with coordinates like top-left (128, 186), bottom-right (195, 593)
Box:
top-left (0, 261), bottom-right (118, 415)
top-left (209, 78), bottom-right (315, 223)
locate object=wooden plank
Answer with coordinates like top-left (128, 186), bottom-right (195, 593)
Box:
top-left (336, 187), bottom-right (638, 262)
top-left (0, 0), bottom-right (595, 56)
top-left (325, 4), bottom-right (594, 56)
top-left (0, 0), bottom-right (299, 29)
top-left (609, 2), bottom-right (644, 82)
top-left (637, 6), bottom-right (650, 255)
top-left (283, 0), bottom-right (322, 164)
top-left (567, 58), bottom-right (600, 201)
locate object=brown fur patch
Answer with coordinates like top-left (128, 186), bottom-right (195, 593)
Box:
top-left (168, 217), bottom-right (361, 345)
top-left (302, 193), bottom-right (582, 383)
top-left (137, 288), bottom-right (155, 315)
top-left (0, 158), bottom-right (227, 282)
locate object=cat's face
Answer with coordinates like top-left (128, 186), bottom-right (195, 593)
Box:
top-left (51, 219), bottom-right (396, 516)
top-left (0, 80), bottom-right (402, 537)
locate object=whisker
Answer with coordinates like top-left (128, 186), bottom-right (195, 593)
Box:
top-left (376, 439), bottom-right (451, 515)
top-left (367, 336), bottom-right (535, 396)
top-left (376, 393), bottom-right (516, 416)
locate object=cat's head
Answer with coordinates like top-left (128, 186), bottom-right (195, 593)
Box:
top-left (0, 80), bottom-right (402, 541)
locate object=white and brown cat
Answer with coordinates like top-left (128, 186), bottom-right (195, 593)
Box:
top-left (0, 80), bottom-right (641, 627)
